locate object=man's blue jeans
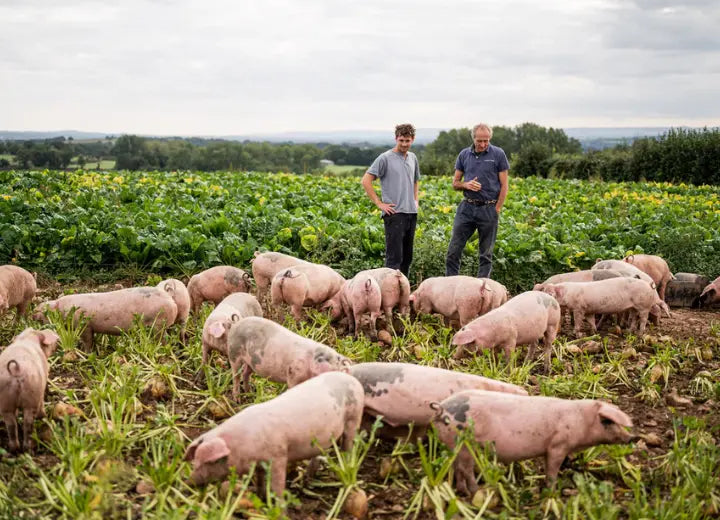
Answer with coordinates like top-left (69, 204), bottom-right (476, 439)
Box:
top-left (445, 201), bottom-right (499, 278)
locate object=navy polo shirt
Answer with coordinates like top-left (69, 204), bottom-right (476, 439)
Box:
top-left (454, 144), bottom-right (509, 202)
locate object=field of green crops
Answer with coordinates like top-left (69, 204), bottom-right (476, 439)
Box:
top-left (1, 169), bottom-right (720, 519)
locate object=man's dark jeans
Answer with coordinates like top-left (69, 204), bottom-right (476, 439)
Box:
top-left (445, 201), bottom-right (499, 278)
top-left (383, 212), bottom-right (417, 277)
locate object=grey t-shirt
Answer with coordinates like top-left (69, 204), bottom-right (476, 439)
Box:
top-left (367, 149), bottom-right (420, 215)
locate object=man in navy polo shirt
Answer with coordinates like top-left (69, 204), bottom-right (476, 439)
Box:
top-left (445, 123), bottom-right (509, 278)
top-left (362, 123), bottom-right (420, 277)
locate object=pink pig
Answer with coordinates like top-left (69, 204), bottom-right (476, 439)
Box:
top-left (536, 268), bottom-right (629, 287)
top-left (184, 371), bottom-right (364, 495)
top-left (0, 328), bottom-right (59, 451)
top-left (538, 277), bottom-right (664, 337)
top-left (452, 291), bottom-right (561, 373)
top-left (623, 254), bottom-right (674, 300)
top-left (592, 259), bottom-right (655, 287)
top-left (157, 278), bottom-right (191, 343)
top-left (364, 268), bottom-right (411, 324)
top-left (33, 287), bottom-right (177, 352)
top-left (251, 251), bottom-right (309, 301)
top-left (696, 275), bottom-right (720, 308)
top-left (0, 265), bottom-right (37, 324)
top-left (187, 266), bottom-right (251, 314)
top-left (326, 273), bottom-right (382, 340)
top-left (225, 316), bottom-right (351, 399)
top-left (349, 362), bottom-right (527, 438)
top-left (271, 263), bottom-right (345, 321)
top-left (410, 276), bottom-right (503, 327)
top-left (201, 292), bottom-right (263, 365)
top-left (431, 390), bottom-right (635, 494)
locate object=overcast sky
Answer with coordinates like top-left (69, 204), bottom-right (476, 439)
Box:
top-left (2, 0), bottom-right (719, 135)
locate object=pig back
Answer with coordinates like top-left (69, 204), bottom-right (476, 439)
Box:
top-left (0, 265), bottom-right (36, 307)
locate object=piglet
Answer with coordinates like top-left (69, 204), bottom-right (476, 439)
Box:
top-left (431, 390), bottom-right (635, 494)
top-left (33, 287), bottom-right (177, 352)
top-left (0, 328), bottom-right (59, 451)
top-left (452, 291), bottom-right (561, 373)
top-left (157, 278), bottom-right (191, 343)
top-left (225, 316), bottom-right (351, 399)
top-left (271, 263), bottom-right (345, 321)
top-left (201, 292), bottom-right (263, 365)
top-left (695, 276), bottom-right (720, 308)
top-left (251, 251), bottom-right (309, 301)
top-left (187, 266), bottom-right (251, 314)
top-left (184, 371), bottom-right (364, 495)
top-left (410, 276), bottom-right (503, 327)
top-left (623, 254), bottom-right (674, 300)
top-left (350, 362), bottom-right (527, 438)
top-left (0, 265), bottom-right (37, 325)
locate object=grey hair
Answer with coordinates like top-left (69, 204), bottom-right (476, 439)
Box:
top-left (471, 123), bottom-right (493, 139)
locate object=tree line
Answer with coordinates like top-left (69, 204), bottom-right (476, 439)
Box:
top-left (2, 124), bottom-right (719, 185)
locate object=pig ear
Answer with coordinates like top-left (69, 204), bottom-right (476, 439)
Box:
top-left (624, 255), bottom-right (634, 264)
top-left (184, 437), bottom-right (203, 461)
top-left (209, 321), bottom-right (227, 339)
top-left (39, 329), bottom-right (60, 351)
top-left (597, 402), bottom-right (633, 428)
top-left (194, 437), bottom-right (230, 465)
top-left (452, 328), bottom-right (475, 345)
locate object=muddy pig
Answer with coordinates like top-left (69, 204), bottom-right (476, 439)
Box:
top-left (350, 362), bottom-right (527, 438)
top-left (431, 390), bottom-right (635, 494)
top-left (410, 276), bottom-right (499, 327)
top-left (271, 263), bottom-right (345, 321)
top-left (592, 259), bottom-right (654, 286)
top-left (623, 254), bottom-right (674, 300)
top-left (0, 328), bottom-right (59, 451)
top-left (452, 291), bottom-right (561, 374)
top-left (157, 278), bottom-right (191, 343)
top-left (187, 266), bottom-right (251, 314)
top-left (185, 371), bottom-right (364, 495)
top-left (225, 316), bottom-right (351, 399)
top-left (695, 275), bottom-right (720, 308)
top-left (538, 277), bottom-right (663, 337)
top-left (33, 286), bottom-right (177, 352)
top-left (0, 265), bottom-right (37, 324)
top-left (251, 251), bottom-right (309, 301)
top-left (201, 292), bottom-right (263, 365)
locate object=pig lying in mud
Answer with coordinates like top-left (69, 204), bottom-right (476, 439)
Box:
top-left (349, 362), bottom-right (527, 438)
top-left (410, 276), bottom-right (508, 327)
top-left (187, 266), bottom-right (251, 314)
top-left (271, 263), bottom-right (345, 321)
top-left (184, 372), bottom-right (364, 495)
top-left (0, 328), bottom-right (59, 452)
top-left (431, 390), bottom-right (635, 495)
top-left (225, 316), bottom-right (351, 399)
top-left (0, 265), bottom-right (37, 325)
top-left (452, 291), bottom-right (561, 373)
top-left (33, 286), bottom-right (177, 351)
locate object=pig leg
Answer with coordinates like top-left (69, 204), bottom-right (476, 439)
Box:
top-left (635, 310), bottom-right (649, 334)
top-left (21, 409), bottom-right (36, 451)
top-left (524, 341), bottom-right (538, 365)
top-left (572, 310), bottom-right (586, 338)
top-left (501, 342), bottom-right (515, 365)
top-left (290, 304), bottom-right (304, 322)
top-left (3, 412), bottom-right (20, 452)
top-left (352, 309), bottom-right (362, 339)
top-left (383, 306), bottom-right (394, 331)
top-left (342, 414), bottom-right (362, 452)
top-left (586, 314), bottom-right (597, 334)
top-left (454, 448), bottom-right (479, 496)
top-left (242, 364), bottom-right (253, 394)
top-left (368, 311), bottom-right (380, 341)
top-left (269, 456), bottom-right (288, 496)
top-left (544, 444), bottom-right (568, 485)
top-left (543, 324), bottom-right (559, 374)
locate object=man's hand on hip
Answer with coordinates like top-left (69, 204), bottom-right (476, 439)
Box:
top-left (379, 202), bottom-right (396, 214)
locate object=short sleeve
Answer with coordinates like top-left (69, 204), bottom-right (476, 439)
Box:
top-left (454, 151), bottom-right (465, 172)
top-left (414, 154), bottom-right (420, 181)
top-left (367, 154), bottom-right (387, 178)
top-left (497, 150), bottom-right (510, 172)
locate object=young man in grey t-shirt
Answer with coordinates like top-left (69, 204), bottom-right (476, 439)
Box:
top-left (361, 123), bottom-right (420, 277)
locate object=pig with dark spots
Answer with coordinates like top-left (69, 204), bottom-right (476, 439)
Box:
top-left (431, 390), bottom-right (635, 494)
top-left (201, 293), bottom-right (263, 367)
top-left (184, 371), bottom-right (364, 495)
top-left (32, 287), bottom-right (177, 352)
top-left (349, 362), bottom-right (527, 438)
top-left (592, 259), bottom-right (655, 287)
top-left (537, 277), bottom-right (664, 337)
top-left (251, 251), bottom-right (310, 302)
top-left (323, 273), bottom-right (382, 339)
top-left (225, 316), bottom-right (351, 399)
top-left (0, 328), bottom-right (59, 452)
top-left (186, 266), bottom-right (251, 314)
top-left (452, 291), bottom-right (561, 373)
top-left (0, 265), bottom-right (37, 325)
top-left (695, 275), bottom-right (720, 308)
top-left (157, 278), bottom-right (191, 344)
top-left (623, 254), bottom-right (674, 300)
top-left (409, 276), bottom-right (503, 327)
top-left (270, 263), bottom-right (345, 321)
top-left (535, 268), bottom-right (630, 288)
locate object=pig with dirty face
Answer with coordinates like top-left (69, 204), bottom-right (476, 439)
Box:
top-left (184, 372), bottom-right (364, 495)
top-left (187, 266), bottom-right (251, 314)
top-left (431, 390), bottom-right (636, 495)
top-left (225, 316), bottom-right (351, 399)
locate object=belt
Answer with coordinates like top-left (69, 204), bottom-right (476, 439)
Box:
top-left (464, 198), bottom-right (497, 206)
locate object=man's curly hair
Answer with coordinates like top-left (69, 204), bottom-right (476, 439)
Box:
top-left (395, 124), bottom-right (416, 138)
